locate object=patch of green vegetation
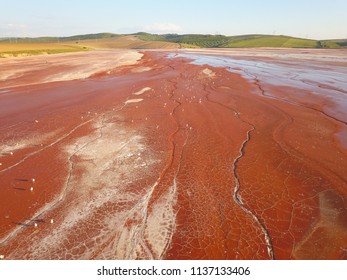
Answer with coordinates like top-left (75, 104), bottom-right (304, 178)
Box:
top-left (136, 33), bottom-right (230, 47)
top-left (338, 41), bottom-right (347, 46)
top-left (321, 39), bottom-right (347, 48)
top-left (171, 34), bottom-right (230, 47)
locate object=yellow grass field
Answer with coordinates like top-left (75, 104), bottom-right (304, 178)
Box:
top-left (0, 42), bottom-right (89, 58)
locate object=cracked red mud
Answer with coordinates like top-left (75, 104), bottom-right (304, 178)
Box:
top-left (0, 49), bottom-right (346, 260)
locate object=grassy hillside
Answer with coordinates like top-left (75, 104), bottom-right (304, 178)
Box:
top-left (222, 35), bottom-right (318, 48)
top-left (136, 32), bottom-right (345, 49)
top-left (1, 32), bottom-right (345, 58)
top-left (322, 39), bottom-right (347, 47)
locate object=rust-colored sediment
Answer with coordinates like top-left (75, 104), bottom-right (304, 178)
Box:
top-left (0, 49), bottom-right (346, 260)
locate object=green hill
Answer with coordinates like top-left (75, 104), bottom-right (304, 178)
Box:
top-left (221, 35), bottom-right (318, 48)
top-left (135, 33), bottom-right (344, 48)
top-left (322, 39), bottom-right (347, 47)
top-left (1, 32), bottom-right (346, 49)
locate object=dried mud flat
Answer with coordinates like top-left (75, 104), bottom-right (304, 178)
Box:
top-left (0, 49), bottom-right (346, 260)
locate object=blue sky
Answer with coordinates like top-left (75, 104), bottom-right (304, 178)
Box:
top-left (1, 0), bottom-right (346, 39)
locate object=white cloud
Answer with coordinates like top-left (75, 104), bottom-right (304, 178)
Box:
top-left (144, 22), bottom-right (182, 33)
